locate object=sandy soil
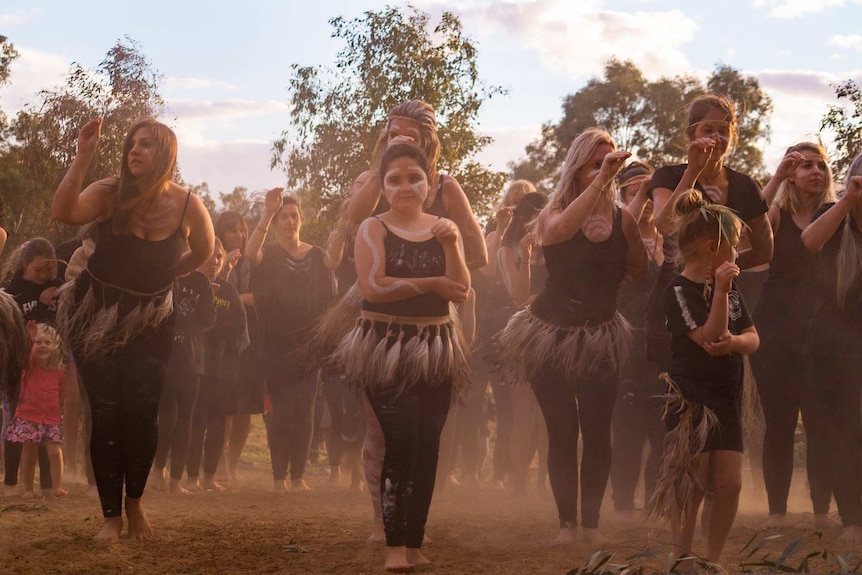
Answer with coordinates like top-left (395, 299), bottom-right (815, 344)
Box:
top-left (0, 420), bottom-right (858, 575)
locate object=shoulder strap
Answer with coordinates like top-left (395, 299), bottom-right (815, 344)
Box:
top-left (373, 215), bottom-right (390, 234)
top-left (179, 191), bottom-right (192, 229)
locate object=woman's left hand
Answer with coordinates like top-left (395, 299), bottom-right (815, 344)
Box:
top-left (225, 249), bottom-right (241, 272)
top-left (431, 218), bottom-right (460, 247)
top-left (39, 286), bottom-right (59, 306)
top-left (703, 332), bottom-right (734, 356)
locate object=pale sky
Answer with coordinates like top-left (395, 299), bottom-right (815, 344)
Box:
top-left (1, 0), bottom-right (860, 196)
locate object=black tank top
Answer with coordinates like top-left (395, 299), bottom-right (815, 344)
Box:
top-left (87, 192), bottom-right (190, 294)
top-left (755, 208), bottom-right (817, 329)
top-left (362, 218), bottom-right (449, 317)
top-left (531, 209), bottom-right (628, 326)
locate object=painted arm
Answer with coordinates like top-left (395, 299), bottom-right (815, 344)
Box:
top-left (540, 151), bottom-right (631, 245)
top-left (176, 193), bottom-right (215, 277)
top-left (460, 287), bottom-right (477, 345)
top-left (802, 177), bottom-right (862, 252)
top-left (51, 119), bottom-right (111, 225)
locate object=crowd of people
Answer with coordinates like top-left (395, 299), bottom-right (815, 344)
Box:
top-left (1, 93), bottom-right (862, 572)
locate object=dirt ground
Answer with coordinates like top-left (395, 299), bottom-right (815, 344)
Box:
top-left (1, 417), bottom-right (859, 575)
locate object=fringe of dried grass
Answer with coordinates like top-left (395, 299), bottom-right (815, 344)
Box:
top-left (0, 290), bottom-right (29, 402)
top-left (490, 308), bottom-right (633, 384)
top-left (646, 373), bottom-right (719, 524)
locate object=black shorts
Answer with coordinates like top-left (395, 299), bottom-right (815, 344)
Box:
top-left (665, 400), bottom-right (743, 453)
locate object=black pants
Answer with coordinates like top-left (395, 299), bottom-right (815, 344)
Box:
top-left (750, 336), bottom-right (827, 515)
top-left (610, 341), bottom-right (665, 511)
top-left (3, 395), bottom-right (52, 489)
top-left (154, 364), bottom-right (200, 480)
top-left (322, 373), bottom-right (363, 467)
top-left (369, 381), bottom-right (451, 548)
top-left (75, 328), bottom-right (172, 518)
top-left (532, 363), bottom-right (618, 529)
top-left (266, 366), bottom-right (318, 482)
top-left (801, 354), bottom-right (862, 526)
top-left (187, 375), bottom-right (230, 478)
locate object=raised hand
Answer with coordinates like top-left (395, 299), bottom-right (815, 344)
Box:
top-left (263, 188), bottom-right (284, 217)
top-left (430, 218), bottom-right (460, 247)
top-left (774, 150), bottom-right (805, 181)
top-left (597, 151), bottom-right (632, 187)
top-left (388, 134), bottom-right (415, 147)
top-left (496, 206), bottom-right (514, 232)
top-left (520, 231), bottom-right (536, 256)
top-left (687, 137), bottom-right (716, 173)
top-left (845, 175), bottom-right (862, 205)
top-left (77, 118), bottom-right (103, 158)
top-left (225, 249), bottom-right (242, 272)
top-left (713, 261), bottom-right (740, 295)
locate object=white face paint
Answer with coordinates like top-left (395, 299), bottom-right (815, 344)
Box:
top-left (382, 160), bottom-right (429, 207)
top-left (586, 168), bottom-right (601, 180)
top-left (360, 219), bottom-right (422, 296)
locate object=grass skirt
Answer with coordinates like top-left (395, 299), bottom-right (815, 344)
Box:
top-left (0, 290), bottom-right (29, 402)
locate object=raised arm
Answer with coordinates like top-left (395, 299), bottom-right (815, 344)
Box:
top-left (323, 219), bottom-right (350, 272)
top-left (51, 119), bottom-right (112, 225)
top-left (624, 175), bottom-right (652, 222)
top-left (440, 176), bottom-right (488, 269)
top-left (176, 193), bottom-right (215, 277)
top-left (654, 138), bottom-right (716, 236)
top-left (245, 188), bottom-right (283, 268)
top-left (802, 177), bottom-right (862, 252)
top-left (540, 151), bottom-right (630, 245)
top-left (347, 171), bottom-right (382, 224)
top-left (761, 151), bottom-right (804, 207)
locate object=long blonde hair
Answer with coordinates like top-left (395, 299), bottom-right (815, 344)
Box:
top-left (548, 128), bottom-right (617, 214)
top-left (494, 179), bottom-right (535, 213)
top-left (836, 152), bottom-right (862, 310)
top-left (773, 142), bottom-right (837, 214)
top-left (112, 119), bottom-right (178, 235)
top-left (371, 100), bottom-right (440, 179)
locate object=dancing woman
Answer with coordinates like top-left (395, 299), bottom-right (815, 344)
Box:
top-left (494, 128), bottom-right (646, 544)
top-left (52, 118), bottom-right (214, 542)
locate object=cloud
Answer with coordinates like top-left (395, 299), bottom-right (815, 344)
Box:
top-left (0, 47), bottom-right (69, 112)
top-left (829, 34), bottom-right (862, 52)
top-left (419, 0), bottom-right (697, 79)
top-left (167, 98), bottom-right (287, 121)
top-left (177, 140), bottom-right (284, 195)
top-left (163, 76), bottom-right (239, 92)
top-left (753, 0), bottom-right (855, 19)
top-left (755, 69), bottom-right (853, 99)
top-left (475, 124), bottom-right (541, 170)
top-left (0, 9), bottom-right (44, 27)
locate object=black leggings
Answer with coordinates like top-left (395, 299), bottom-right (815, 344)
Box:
top-left (322, 373), bottom-right (363, 467)
top-left (75, 328), bottom-right (172, 518)
top-left (750, 336), bottom-right (829, 515)
top-left (154, 364), bottom-right (200, 480)
top-left (532, 363), bottom-right (618, 529)
top-left (265, 366), bottom-right (318, 482)
top-left (801, 354), bottom-right (862, 526)
top-left (610, 344), bottom-right (665, 512)
top-left (369, 381), bottom-right (451, 548)
top-left (3, 396), bottom-right (52, 490)
top-left (187, 375), bottom-right (229, 478)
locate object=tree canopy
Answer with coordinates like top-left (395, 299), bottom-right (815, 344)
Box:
top-left (272, 5), bottom-right (508, 241)
top-left (822, 79), bottom-right (862, 180)
top-left (510, 60), bottom-right (773, 191)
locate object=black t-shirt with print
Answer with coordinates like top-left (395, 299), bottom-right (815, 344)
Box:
top-left (805, 202), bottom-right (862, 358)
top-left (2, 275), bottom-right (65, 324)
top-left (664, 275), bottom-right (754, 407)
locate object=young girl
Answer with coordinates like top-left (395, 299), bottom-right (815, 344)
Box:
top-left (186, 239), bottom-right (247, 492)
top-left (799, 154), bottom-right (862, 545)
top-left (331, 143), bottom-right (470, 573)
top-left (2, 238), bottom-right (63, 496)
top-left (4, 322), bottom-right (67, 498)
top-left (650, 189), bottom-right (760, 563)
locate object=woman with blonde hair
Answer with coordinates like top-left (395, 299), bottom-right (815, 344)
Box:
top-left (52, 118), bottom-right (215, 542)
top-left (494, 128), bottom-right (646, 544)
top-left (799, 152), bottom-right (862, 545)
top-left (750, 141), bottom-right (837, 529)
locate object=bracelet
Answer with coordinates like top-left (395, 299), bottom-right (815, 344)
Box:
top-left (256, 224), bottom-right (269, 234)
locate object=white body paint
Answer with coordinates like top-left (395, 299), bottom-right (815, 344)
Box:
top-left (360, 219), bottom-right (422, 296)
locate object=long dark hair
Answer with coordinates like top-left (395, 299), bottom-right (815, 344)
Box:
top-left (502, 192), bottom-right (547, 248)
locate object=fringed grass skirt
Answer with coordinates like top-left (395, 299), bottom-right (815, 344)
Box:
top-left (491, 307), bottom-right (633, 385)
top-left (56, 269), bottom-right (173, 361)
top-left (309, 282), bottom-right (364, 358)
top-left (646, 374), bottom-right (719, 523)
top-left (0, 290), bottom-right (29, 401)
top-left (328, 310), bottom-right (470, 400)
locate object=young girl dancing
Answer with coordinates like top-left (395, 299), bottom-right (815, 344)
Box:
top-left (649, 189), bottom-right (760, 563)
top-left (331, 143), bottom-right (470, 573)
top-left (4, 321), bottom-right (67, 498)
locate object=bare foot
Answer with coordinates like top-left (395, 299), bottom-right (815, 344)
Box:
top-left (814, 513), bottom-right (842, 529)
top-left (766, 514), bottom-right (786, 529)
top-left (291, 479), bottom-right (312, 492)
top-left (202, 477), bottom-right (225, 493)
top-left (148, 467), bottom-right (167, 491)
top-left (384, 545), bottom-right (413, 573)
top-left (3, 484), bottom-right (19, 497)
top-left (367, 523), bottom-right (385, 543)
top-left (446, 473), bottom-right (461, 488)
top-left (53, 488), bottom-right (69, 497)
top-left (87, 484), bottom-right (99, 499)
top-left (406, 548), bottom-right (430, 566)
top-left (839, 525), bottom-right (862, 545)
top-left (186, 479), bottom-right (203, 493)
top-left (551, 527), bottom-right (576, 546)
top-left (125, 496), bottom-right (154, 540)
top-left (582, 527), bottom-right (610, 547)
top-left (94, 516), bottom-right (123, 544)
top-left (21, 491), bottom-right (38, 500)
top-left (351, 477), bottom-right (365, 492)
top-left (169, 480), bottom-right (192, 495)
top-left (273, 479), bottom-right (288, 493)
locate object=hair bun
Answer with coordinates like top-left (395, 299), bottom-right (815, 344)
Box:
top-left (674, 189), bottom-right (708, 217)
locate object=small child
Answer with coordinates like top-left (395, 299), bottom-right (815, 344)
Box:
top-left (4, 322), bottom-right (67, 498)
top-left (649, 189), bottom-right (760, 563)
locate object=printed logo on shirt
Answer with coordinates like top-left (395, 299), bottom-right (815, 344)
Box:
top-left (728, 290), bottom-right (742, 322)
